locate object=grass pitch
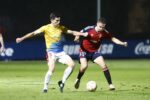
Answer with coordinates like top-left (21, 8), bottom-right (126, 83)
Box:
top-left (0, 59), bottom-right (150, 100)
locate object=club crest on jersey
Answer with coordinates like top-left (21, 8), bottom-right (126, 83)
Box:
top-left (91, 34), bottom-right (94, 37)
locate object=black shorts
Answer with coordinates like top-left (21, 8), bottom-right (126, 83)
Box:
top-left (79, 51), bottom-right (102, 61)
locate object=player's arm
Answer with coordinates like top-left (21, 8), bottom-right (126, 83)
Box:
top-left (67, 30), bottom-right (88, 42)
top-left (16, 28), bottom-right (43, 43)
top-left (0, 33), bottom-right (5, 52)
top-left (74, 36), bottom-right (80, 42)
top-left (111, 37), bottom-right (127, 47)
top-left (67, 30), bottom-right (88, 37)
top-left (16, 31), bottom-right (37, 43)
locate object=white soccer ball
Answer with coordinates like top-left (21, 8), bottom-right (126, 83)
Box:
top-left (86, 81), bottom-right (97, 92)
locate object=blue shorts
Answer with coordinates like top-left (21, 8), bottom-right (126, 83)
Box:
top-left (79, 51), bottom-right (102, 61)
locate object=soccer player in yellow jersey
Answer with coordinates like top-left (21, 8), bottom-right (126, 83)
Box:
top-left (16, 12), bottom-right (82, 93)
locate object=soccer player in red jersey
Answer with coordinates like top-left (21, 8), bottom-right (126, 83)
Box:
top-left (74, 18), bottom-right (127, 90)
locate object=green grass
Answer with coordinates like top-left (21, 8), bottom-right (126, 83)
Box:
top-left (0, 59), bottom-right (150, 100)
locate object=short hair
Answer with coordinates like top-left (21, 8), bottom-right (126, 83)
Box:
top-left (50, 12), bottom-right (61, 20)
top-left (97, 17), bottom-right (106, 24)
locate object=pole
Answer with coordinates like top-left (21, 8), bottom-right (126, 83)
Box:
top-left (97, 0), bottom-right (101, 20)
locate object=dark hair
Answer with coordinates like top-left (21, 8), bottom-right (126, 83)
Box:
top-left (50, 12), bottom-right (61, 20)
top-left (98, 17), bottom-right (106, 24)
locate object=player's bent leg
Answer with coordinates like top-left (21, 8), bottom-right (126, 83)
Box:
top-left (94, 56), bottom-right (115, 90)
top-left (43, 52), bottom-right (56, 93)
top-left (75, 58), bottom-right (88, 89)
top-left (58, 54), bottom-right (75, 92)
top-left (94, 56), bottom-right (106, 68)
top-left (43, 70), bottom-right (53, 93)
top-left (59, 54), bottom-right (75, 68)
top-left (60, 55), bottom-right (75, 83)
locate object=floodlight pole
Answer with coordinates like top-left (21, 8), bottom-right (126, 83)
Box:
top-left (97, 0), bottom-right (101, 20)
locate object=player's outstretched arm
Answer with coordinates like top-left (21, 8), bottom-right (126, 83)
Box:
top-left (16, 32), bottom-right (35, 43)
top-left (111, 37), bottom-right (127, 47)
top-left (16, 26), bottom-right (45, 43)
top-left (67, 30), bottom-right (88, 37)
top-left (16, 29), bottom-right (42, 44)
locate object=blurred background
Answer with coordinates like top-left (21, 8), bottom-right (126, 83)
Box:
top-left (0, 0), bottom-right (150, 60)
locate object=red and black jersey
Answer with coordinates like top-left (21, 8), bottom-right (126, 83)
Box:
top-left (80, 25), bottom-right (113, 52)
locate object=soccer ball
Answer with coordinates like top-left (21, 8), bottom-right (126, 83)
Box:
top-left (86, 81), bottom-right (97, 92)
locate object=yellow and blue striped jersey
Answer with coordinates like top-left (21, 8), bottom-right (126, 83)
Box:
top-left (35, 24), bottom-right (68, 52)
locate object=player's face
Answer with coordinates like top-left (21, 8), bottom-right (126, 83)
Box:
top-left (51, 17), bottom-right (61, 27)
top-left (96, 22), bottom-right (106, 32)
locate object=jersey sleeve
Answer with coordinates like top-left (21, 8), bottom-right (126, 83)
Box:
top-left (103, 30), bottom-right (113, 40)
top-left (34, 26), bottom-right (46, 34)
top-left (61, 26), bottom-right (68, 33)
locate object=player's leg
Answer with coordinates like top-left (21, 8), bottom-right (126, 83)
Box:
top-left (74, 58), bottom-right (88, 89)
top-left (94, 56), bottom-right (115, 90)
top-left (57, 52), bottom-right (75, 92)
top-left (60, 55), bottom-right (75, 83)
top-left (43, 52), bottom-right (56, 93)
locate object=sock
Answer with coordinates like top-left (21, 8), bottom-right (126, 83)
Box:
top-left (62, 67), bottom-right (73, 83)
top-left (43, 70), bottom-right (52, 90)
top-left (77, 71), bottom-right (85, 80)
top-left (103, 67), bottom-right (112, 85)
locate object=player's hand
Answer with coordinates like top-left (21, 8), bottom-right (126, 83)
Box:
top-left (16, 37), bottom-right (23, 43)
top-left (74, 36), bottom-right (80, 42)
top-left (123, 42), bottom-right (128, 47)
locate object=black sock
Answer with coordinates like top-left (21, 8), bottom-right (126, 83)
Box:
top-left (103, 68), bottom-right (112, 85)
top-left (77, 71), bottom-right (84, 80)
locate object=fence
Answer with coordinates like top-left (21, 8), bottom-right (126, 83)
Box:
top-left (0, 39), bottom-right (150, 60)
